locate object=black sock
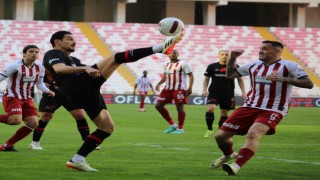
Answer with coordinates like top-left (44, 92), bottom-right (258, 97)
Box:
top-left (33, 120), bottom-right (48, 141)
top-left (77, 129), bottom-right (111, 157)
top-left (205, 112), bottom-right (214, 130)
top-left (114, 47), bottom-right (154, 64)
top-left (218, 116), bottom-right (228, 128)
top-left (76, 119), bottom-right (90, 141)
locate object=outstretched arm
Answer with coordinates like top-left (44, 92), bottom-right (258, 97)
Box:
top-left (36, 77), bottom-right (55, 97)
top-left (53, 63), bottom-right (101, 78)
top-left (267, 75), bottom-right (314, 89)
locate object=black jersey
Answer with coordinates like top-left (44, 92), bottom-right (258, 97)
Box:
top-left (42, 49), bottom-right (86, 93)
top-left (204, 62), bottom-right (237, 97)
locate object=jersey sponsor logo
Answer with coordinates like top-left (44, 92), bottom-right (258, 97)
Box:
top-left (157, 97), bottom-right (166, 101)
top-left (255, 75), bottom-right (272, 85)
top-left (22, 76), bottom-right (36, 82)
top-left (49, 58), bottom-right (60, 64)
top-left (11, 108), bottom-right (22, 112)
top-left (215, 74), bottom-right (226, 77)
top-left (222, 122), bottom-right (240, 129)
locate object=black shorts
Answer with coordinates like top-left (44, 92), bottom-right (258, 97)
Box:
top-left (39, 91), bottom-right (81, 113)
top-left (61, 70), bottom-right (107, 120)
top-left (206, 92), bottom-right (235, 110)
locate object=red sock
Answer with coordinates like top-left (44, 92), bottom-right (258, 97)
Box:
top-left (0, 114), bottom-right (8, 123)
top-left (235, 148), bottom-right (255, 167)
top-left (177, 111), bottom-right (186, 129)
top-left (159, 108), bottom-right (175, 125)
top-left (140, 100), bottom-right (145, 109)
top-left (6, 126), bottom-right (33, 147)
top-left (218, 144), bottom-right (234, 156)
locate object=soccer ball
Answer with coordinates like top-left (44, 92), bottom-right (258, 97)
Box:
top-left (158, 17), bottom-right (184, 36)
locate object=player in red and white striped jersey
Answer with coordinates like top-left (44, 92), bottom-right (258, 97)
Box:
top-left (133, 70), bottom-right (155, 112)
top-left (155, 50), bottom-right (194, 134)
top-left (0, 45), bottom-right (55, 151)
top-left (211, 41), bottom-right (314, 175)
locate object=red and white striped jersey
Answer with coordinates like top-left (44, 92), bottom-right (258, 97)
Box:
top-left (135, 76), bottom-right (152, 92)
top-left (237, 59), bottom-right (308, 116)
top-left (163, 60), bottom-right (193, 90)
top-left (0, 60), bottom-right (48, 100)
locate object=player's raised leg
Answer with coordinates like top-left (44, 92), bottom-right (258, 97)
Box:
top-left (96, 32), bottom-right (184, 80)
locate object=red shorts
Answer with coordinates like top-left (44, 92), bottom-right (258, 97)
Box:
top-left (157, 89), bottom-right (188, 104)
top-left (2, 96), bottom-right (38, 117)
top-left (220, 107), bottom-right (283, 135)
top-left (139, 91), bottom-right (147, 96)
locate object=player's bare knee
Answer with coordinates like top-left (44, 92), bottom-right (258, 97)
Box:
top-left (6, 117), bottom-right (22, 125)
top-left (214, 132), bottom-right (224, 142)
top-left (41, 113), bottom-right (53, 121)
top-left (26, 121), bottom-right (38, 129)
top-left (207, 109), bottom-right (214, 113)
top-left (206, 105), bottom-right (215, 112)
top-left (246, 131), bottom-right (259, 142)
top-left (74, 114), bottom-right (86, 120)
top-left (221, 110), bottom-right (229, 116)
top-left (100, 126), bottom-right (114, 134)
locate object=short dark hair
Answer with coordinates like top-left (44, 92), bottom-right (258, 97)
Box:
top-left (50, 31), bottom-right (72, 47)
top-left (262, 40), bottom-right (284, 49)
top-left (23, 45), bottom-right (39, 53)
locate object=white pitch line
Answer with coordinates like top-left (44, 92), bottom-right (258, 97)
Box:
top-left (132, 143), bottom-right (320, 166)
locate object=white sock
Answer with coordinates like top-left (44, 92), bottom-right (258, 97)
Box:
top-left (233, 163), bottom-right (241, 170)
top-left (71, 154), bottom-right (85, 163)
top-left (152, 44), bottom-right (163, 53)
top-left (31, 141), bottom-right (40, 145)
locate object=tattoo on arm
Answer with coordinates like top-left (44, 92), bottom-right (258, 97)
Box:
top-left (282, 76), bottom-right (314, 89)
top-left (226, 58), bottom-right (238, 78)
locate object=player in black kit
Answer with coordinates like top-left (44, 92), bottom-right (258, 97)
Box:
top-left (202, 50), bottom-right (246, 138)
top-left (29, 54), bottom-right (100, 150)
top-left (44, 31), bottom-right (183, 171)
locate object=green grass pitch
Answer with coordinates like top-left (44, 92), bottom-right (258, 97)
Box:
top-left (1, 104), bottom-right (319, 179)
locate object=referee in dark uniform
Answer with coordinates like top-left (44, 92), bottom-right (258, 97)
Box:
top-left (202, 50), bottom-right (246, 138)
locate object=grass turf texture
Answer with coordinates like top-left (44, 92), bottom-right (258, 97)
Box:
top-left (1, 104), bottom-right (319, 179)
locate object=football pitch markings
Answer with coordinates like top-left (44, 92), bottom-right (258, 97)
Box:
top-left (132, 143), bottom-right (320, 166)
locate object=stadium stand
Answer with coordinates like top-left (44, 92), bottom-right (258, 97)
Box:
top-left (92, 23), bottom-right (265, 96)
top-left (270, 27), bottom-right (320, 97)
top-left (0, 20), bottom-right (319, 97)
top-left (0, 20), bottom-right (131, 94)
top-left (270, 27), bottom-right (320, 77)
